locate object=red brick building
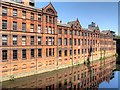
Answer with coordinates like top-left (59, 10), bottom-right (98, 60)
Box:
top-left (0, 0), bottom-right (116, 81)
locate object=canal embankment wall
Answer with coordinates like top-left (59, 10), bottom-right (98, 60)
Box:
top-left (1, 51), bottom-right (116, 82)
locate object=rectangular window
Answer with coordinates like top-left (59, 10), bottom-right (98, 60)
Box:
top-left (22, 23), bottom-right (26, 32)
top-left (70, 50), bottom-right (72, 55)
top-left (46, 37), bottom-right (48, 45)
top-left (85, 32), bottom-right (87, 36)
top-left (2, 50), bottom-right (7, 62)
top-left (58, 29), bottom-right (62, 34)
top-left (78, 31), bottom-right (80, 36)
top-left (58, 38), bottom-right (62, 46)
top-left (82, 32), bottom-right (84, 36)
top-left (46, 16), bottom-right (48, 22)
top-left (22, 49), bottom-right (26, 59)
top-left (74, 39), bottom-right (76, 45)
top-left (64, 50), bottom-right (67, 56)
top-left (31, 49), bottom-right (34, 58)
top-left (85, 39), bottom-right (87, 45)
top-left (48, 27), bottom-right (52, 34)
top-left (45, 26), bottom-right (48, 33)
top-left (59, 50), bottom-right (62, 57)
top-left (46, 49), bottom-right (48, 57)
top-left (13, 9), bottom-right (17, 17)
top-left (22, 36), bottom-right (26, 45)
top-left (31, 13), bottom-right (34, 20)
top-left (70, 30), bottom-right (72, 35)
top-left (38, 37), bottom-right (42, 45)
top-left (30, 24), bottom-right (34, 32)
top-left (49, 48), bottom-right (52, 56)
top-left (88, 33), bottom-right (89, 37)
top-left (2, 20), bottom-right (7, 29)
top-left (64, 30), bottom-right (67, 34)
top-left (38, 49), bottom-right (42, 57)
top-left (78, 49), bottom-right (80, 54)
top-left (49, 37), bottom-right (52, 45)
top-left (53, 37), bottom-right (54, 45)
top-left (82, 49), bottom-right (84, 54)
top-left (13, 22), bottom-right (17, 30)
top-left (2, 35), bottom-right (7, 46)
top-left (85, 49), bottom-right (87, 53)
top-left (88, 40), bottom-right (89, 45)
top-left (38, 14), bottom-right (41, 21)
top-left (78, 39), bottom-right (80, 45)
top-left (13, 50), bottom-right (17, 60)
top-left (49, 16), bottom-right (52, 23)
top-left (31, 36), bottom-right (34, 45)
top-left (52, 27), bottom-right (54, 34)
top-left (22, 11), bottom-right (26, 19)
top-left (2, 7), bottom-right (7, 16)
top-left (13, 35), bottom-right (17, 45)
top-left (53, 17), bottom-right (55, 23)
top-left (78, 74), bottom-right (80, 80)
top-left (46, 37), bottom-right (54, 45)
top-left (64, 38), bottom-right (67, 46)
top-left (69, 38), bottom-right (72, 45)
top-left (74, 30), bottom-right (77, 35)
top-left (82, 39), bottom-right (84, 45)
top-left (74, 49), bottom-right (76, 55)
top-left (53, 48), bottom-right (54, 56)
top-left (38, 25), bottom-right (41, 33)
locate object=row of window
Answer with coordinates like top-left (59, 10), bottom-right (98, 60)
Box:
top-left (58, 48), bottom-right (97, 57)
top-left (2, 47), bottom-right (97, 61)
top-left (2, 35), bottom-right (42, 46)
top-left (46, 37), bottom-right (55, 45)
top-left (58, 29), bottom-right (99, 38)
top-left (46, 16), bottom-right (55, 24)
top-left (2, 7), bottom-right (56, 24)
top-left (100, 35), bottom-right (112, 39)
top-left (2, 20), bottom-right (55, 33)
top-left (100, 41), bottom-right (114, 45)
top-left (100, 48), bottom-right (115, 51)
top-left (2, 34), bottom-right (99, 46)
top-left (58, 38), bottom-right (98, 46)
top-left (2, 6), bottom-right (41, 20)
top-left (2, 49), bottom-right (42, 62)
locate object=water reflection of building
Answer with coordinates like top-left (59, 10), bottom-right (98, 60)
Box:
top-left (2, 57), bottom-right (116, 89)
top-left (0, 0), bottom-right (116, 81)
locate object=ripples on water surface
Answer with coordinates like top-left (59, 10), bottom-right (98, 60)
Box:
top-left (2, 57), bottom-right (120, 89)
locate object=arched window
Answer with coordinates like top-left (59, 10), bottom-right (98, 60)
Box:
top-left (46, 8), bottom-right (54, 14)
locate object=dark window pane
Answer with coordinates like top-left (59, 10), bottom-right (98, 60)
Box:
top-left (2, 50), bottom-right (7, 62)
top-left (22, 49), bottom-right (26, 59)
top-left (13, 50), bottom-right (18, 60)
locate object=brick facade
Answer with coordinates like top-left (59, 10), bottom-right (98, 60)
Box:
top-left (0, 1), bottom-right (116, 81)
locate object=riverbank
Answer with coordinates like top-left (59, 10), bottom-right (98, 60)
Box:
top-left (2, 56), bottom-right (116, 89)
top-left (1, 53), bottom-right (116, 82)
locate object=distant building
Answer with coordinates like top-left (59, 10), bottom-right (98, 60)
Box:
top-left (0, 0), bottom-right (116, 81)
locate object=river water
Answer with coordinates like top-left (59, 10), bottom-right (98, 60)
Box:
top-left (2, 56), bottom-right (120, 89)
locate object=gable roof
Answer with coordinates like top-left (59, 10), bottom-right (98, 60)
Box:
top-left (67, 21), bottom-right (76, 26)
top-left (67, 19), bottom-right (81, 29)
top-left (42, 2), bottom-right (57, 15)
